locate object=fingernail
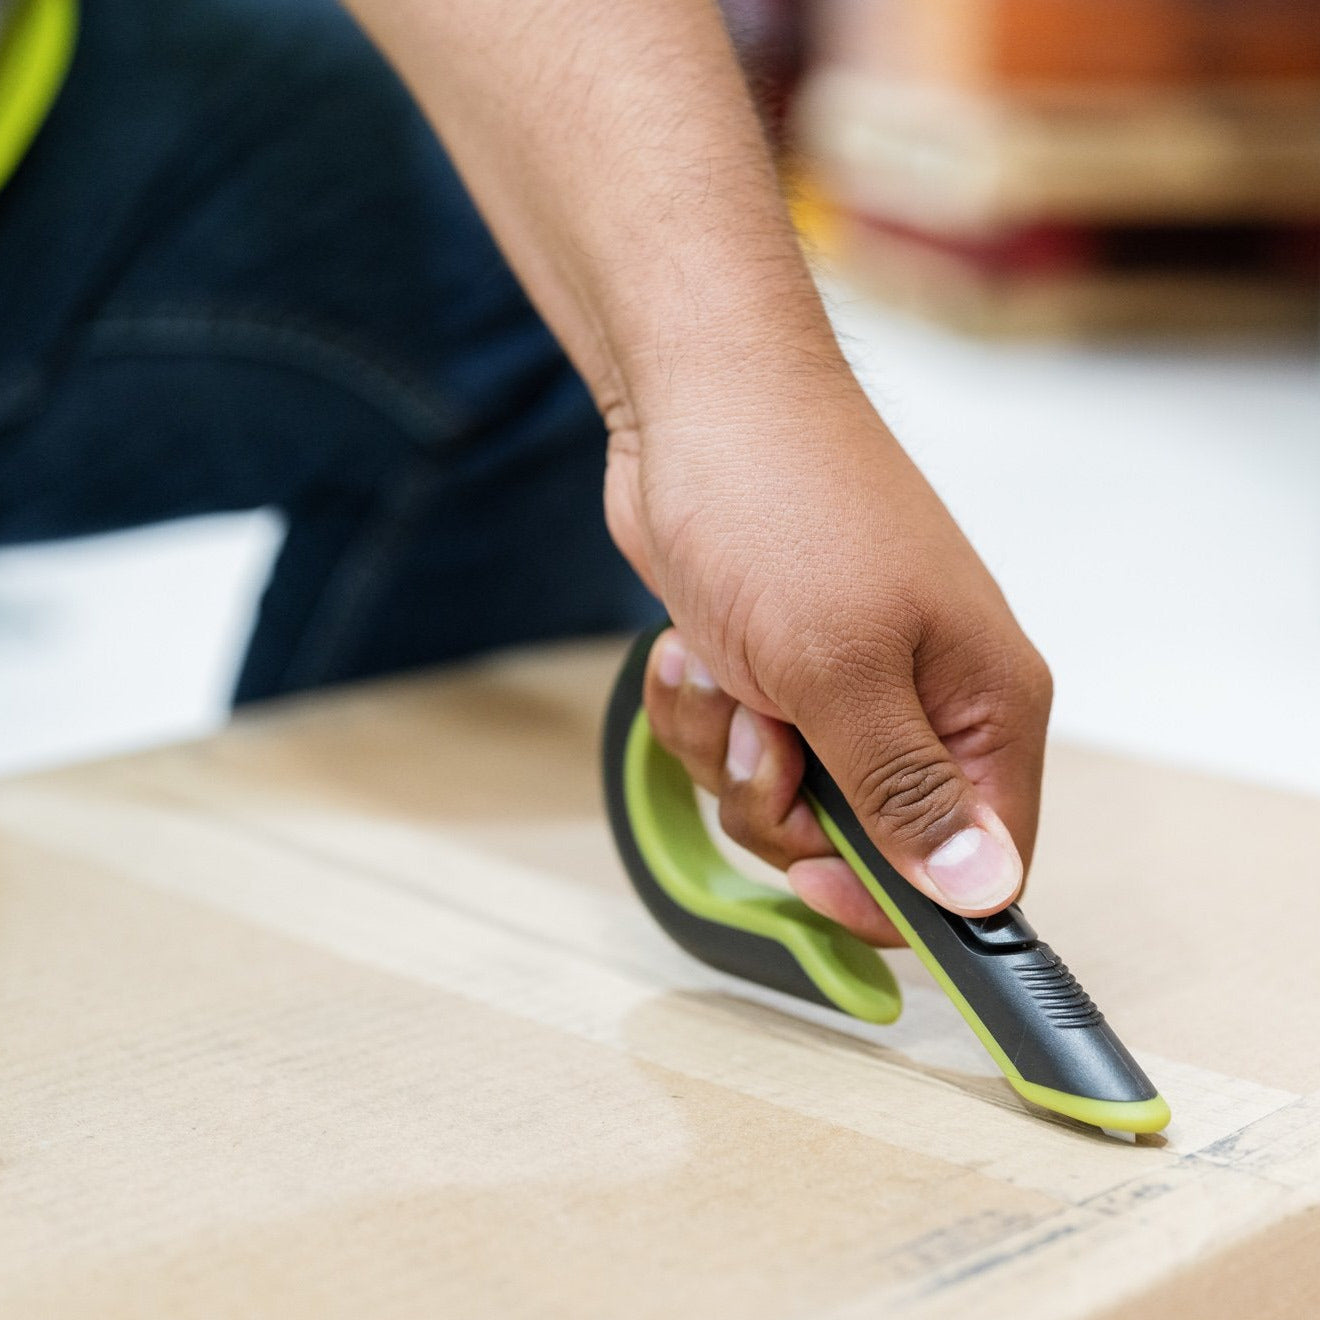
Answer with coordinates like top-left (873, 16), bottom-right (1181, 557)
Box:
top-left (684, 654), bottom-right (718, 691)
top-left (725, 706), bottom-right (763, 782)
top-left (655, 635), bottom-right (687, 687)
top-left (922, 816), bottom-right (1021, 909)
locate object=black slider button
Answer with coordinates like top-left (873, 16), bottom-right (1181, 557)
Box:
top-left (964, 905), bottom-right (1038, 948)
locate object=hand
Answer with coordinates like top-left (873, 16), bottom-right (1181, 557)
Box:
top-left (346, 0), bottom-right (1048, 941)
top-left (604, 374), bottom-right (1052, 947)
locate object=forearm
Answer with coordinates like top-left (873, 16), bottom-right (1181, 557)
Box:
top-left (346, 0), bottom-right (1047, 935)
top-left (343, 0), bottom-right (848, 432)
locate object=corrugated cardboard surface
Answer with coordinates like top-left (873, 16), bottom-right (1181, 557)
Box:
top-left (1, 639), bottom-right (1317, 1317)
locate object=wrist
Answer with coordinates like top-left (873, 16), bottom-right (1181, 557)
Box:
top-left (585, 226), bottom-right (851, 441)
top-left (607, 294), bottom-right (856, 443)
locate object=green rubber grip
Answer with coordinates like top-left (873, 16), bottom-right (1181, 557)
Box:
top-left (603, 626), bottom-right (1170, 1135)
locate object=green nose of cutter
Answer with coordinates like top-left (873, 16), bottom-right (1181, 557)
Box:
top-left (602, 626), bottom-right (1170, 1136)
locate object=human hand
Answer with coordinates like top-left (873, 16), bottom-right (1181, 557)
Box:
top-left (345, 0), bottom-right (1051, 943)
top-left (604, 375), bottom-right (1052, 947)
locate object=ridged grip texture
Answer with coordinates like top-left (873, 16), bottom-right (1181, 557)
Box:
top-left (1010, 948), bottom-right (1105, 1029)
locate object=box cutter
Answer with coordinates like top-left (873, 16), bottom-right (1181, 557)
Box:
top-left (602, 626), bottom-right (1170, 1135)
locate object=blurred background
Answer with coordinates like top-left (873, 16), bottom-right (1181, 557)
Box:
top-left (1, 0), bottom-right (1317, 793)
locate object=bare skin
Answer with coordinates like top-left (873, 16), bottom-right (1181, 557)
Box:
top-left (344, 0), bottom-right (1053, 942)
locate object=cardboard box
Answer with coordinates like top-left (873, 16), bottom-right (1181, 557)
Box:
top-left (1, 639), bottom-right (1318, 1317)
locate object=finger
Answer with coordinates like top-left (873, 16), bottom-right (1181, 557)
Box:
top-left (717, 705), bottom-right (834, 868)
top-left (719, 705), bottom-right (908, 945)
top-left (943, 653), bottom-right (1052, 877)
top-left (643, 629), bottom-right (737, 794)
top-left (799, 673), bottom-right (1024, 919)
top-left (649, 638), bottom-right (910, 946)
top-left (787, 857), bottom-right (906, 947)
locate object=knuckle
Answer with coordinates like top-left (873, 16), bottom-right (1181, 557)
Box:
top-left (643, 681), bottom-right (683, 743)
top-left (1015, 648), bottom-right (1054, 714)
top-left (652, 691), bottom-right (703, 755)
top-left (717, 790), bottom-right (792, 871)
top-left (645, 698), bottom-right (723, 794)
top-left (716, 790), bottom-right (760, 852)
top-left (647, 705), bottom-right (720, 787)
top-left (1027, 652), bottom-right (1054, 705)
top-left (853, 745), bottom-right (963, 848)
top-left (670, 704), bottom-right (726, 770)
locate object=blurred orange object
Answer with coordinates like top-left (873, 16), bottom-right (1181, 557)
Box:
top-left (813, 0), bottom-right (1320, 89)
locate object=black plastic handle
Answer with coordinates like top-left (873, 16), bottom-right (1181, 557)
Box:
top-left (603, 626), bottom-right (1169, 1132)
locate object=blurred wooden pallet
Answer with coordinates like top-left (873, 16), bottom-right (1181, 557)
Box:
top-left (812, 0), bottom-right (1320, 88)
top-left (795, 72), bottom-right (1320, 229)
top-left (827, 210), bottom-right (1320, 338)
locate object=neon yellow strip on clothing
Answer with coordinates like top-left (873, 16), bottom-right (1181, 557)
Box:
top-left (0, 0), bottom-right (78, 189)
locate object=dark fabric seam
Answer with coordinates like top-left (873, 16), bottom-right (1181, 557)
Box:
top-left (80, 310), bottom-right (467, 450)
top-left (270, 455), bottom-right (444, 691)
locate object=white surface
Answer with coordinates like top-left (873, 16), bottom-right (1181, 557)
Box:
top-left (822, 279), bottom-right (1320, 796)
top-left (0, 295), bottom-right (1316, 793)
top-left (0, 513), bottom-right (282, 775)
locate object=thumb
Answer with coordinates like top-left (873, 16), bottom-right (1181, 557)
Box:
top-left (801, 690), bottom-right (1024, 919)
